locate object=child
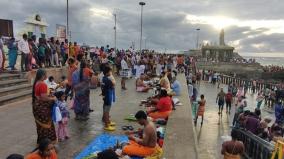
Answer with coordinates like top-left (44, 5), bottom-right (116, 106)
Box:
top-left (101, 66), bottom-right (116, 131)
top-left (195, 94), bottom-right (206, 126)
top-left (54, 91), bottom-right (70, 141)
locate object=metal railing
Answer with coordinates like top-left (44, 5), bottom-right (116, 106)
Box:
top-left (233, 128), bottom-right (274, 159)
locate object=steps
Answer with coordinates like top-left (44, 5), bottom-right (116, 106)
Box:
top-left (0, 73), bottom-right (32, 106)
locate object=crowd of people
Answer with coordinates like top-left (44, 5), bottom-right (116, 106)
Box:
top-left (4, 34), bottom-right (189, 158)
top-left (263, 65), bottom-right (284, 73)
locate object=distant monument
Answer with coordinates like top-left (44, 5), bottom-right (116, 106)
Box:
top-left (201, 29), bottom-right (234, 62)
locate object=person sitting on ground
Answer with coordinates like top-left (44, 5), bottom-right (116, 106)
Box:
top-left (56, 76), bottom-right (68, 92)
top-left (123, 110), bottom-right (159, 157)
top-left (136, 74), bottom-right (151, 92)
top-left (6, 154), bottom-right (24, 159)
top-left (221, 129), bottom-right (245, 159)
top-left (44, 76), bottom-right (58, 90)
top-left (97, 149), bottom-right (119, 159)
top-left (171, 76), bottom-right (181, 96)
top-left (159, 71), bottom-right (170, 91)
top-left (25, 138), bottom-right (57, 159)
top-left (147, 89), bottom-right (173, 120)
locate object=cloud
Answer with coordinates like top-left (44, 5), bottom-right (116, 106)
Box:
top-left (0, 0), bottom-right (283, 54)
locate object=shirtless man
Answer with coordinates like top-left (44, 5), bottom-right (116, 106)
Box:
top-left (136, 74), bottom-right (151, 92)
top-left (216, 88), bottom-right (226, 115)
top-left (123, 110), bottom-right (158, 157)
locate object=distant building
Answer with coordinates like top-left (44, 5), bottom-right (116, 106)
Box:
top-left (201, 29), bottom-right (234, 62)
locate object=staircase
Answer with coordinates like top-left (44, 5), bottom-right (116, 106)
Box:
top-left (0, 73), bottom-right (32, 106)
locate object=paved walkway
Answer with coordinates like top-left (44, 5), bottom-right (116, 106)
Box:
top-left (0, 77), bottom-right (275, 159)
top-left (195, 81), bottom-right (274, 159)
top-left (0, 77), bottom-right (152, 158)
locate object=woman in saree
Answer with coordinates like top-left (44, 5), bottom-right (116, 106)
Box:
top-left (8, 37), bottom-right (18, 70)
top-left (32, 69), bottom-right (57, 144)
top-left (72, 60), bottom-right (93, 120)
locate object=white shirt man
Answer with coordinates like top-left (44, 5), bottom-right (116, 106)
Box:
top-left (121, 58), bottom-right (129, 70)
top-left (18, 38), bottom-right (30, 54)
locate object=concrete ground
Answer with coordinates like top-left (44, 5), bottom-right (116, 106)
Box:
top-left (195, 81), bottom-right (274, 159)
top-left (0, 77), bottom-right (151, 158)
top-left (0, 77), bottom-right (274, 159)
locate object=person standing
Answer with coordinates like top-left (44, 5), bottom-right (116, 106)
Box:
top-left (72, 61), bottom-right (92, 120)
top-left (7, 37), bottom-right (18, 70)
top-left (63, 39), bottom-right (69, 65)
top-left (0, 36), bottom-right (5, 71)
top-left (69, 42), bottom-right (75, 58)
top-left (55, 40), bottom-right (61, 67)
top-left (32, 69), bottom-right (57, 144)
top-left (120, 56), bottom-right (129, 90)
top-left (225, 90), bottom-right (233, 114)
top-left (65, 58), bottom-right (77, 101)
top-left (194, 94), bottom-right (206, 126)
top-left (60, 42), bottom-right (65, 66)
top-left (31, 35), bottom-right (39, 65)
top-left (256, 92), bottom-right (264, 109)
top-left (221, 129), bottom-right (244, 159)
top-left (18, 34), bottom-right (30, 72)
top-left (101, 66), bottom-right (116, 131)
top-left (37, 38), bottom-right (46, 68)
top-left (49, 37), bottom-right (59, 67)
top-left (216, 88), bottom-right (226, 115)
top-left (74, 42), bottom-right (80, 59)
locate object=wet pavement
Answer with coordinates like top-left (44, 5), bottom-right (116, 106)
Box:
top-left (0, 77), bottom-right (152, 158)
top-left (0, 77), bottom-right (275, 159)
top-left (195, 81), bottom-right (274, 159)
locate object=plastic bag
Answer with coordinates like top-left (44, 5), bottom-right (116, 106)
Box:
top-left (52, 104), bottom-right (62, 123)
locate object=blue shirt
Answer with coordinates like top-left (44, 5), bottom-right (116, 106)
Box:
top-left (102, 76), bottom-right (115, 106)
top-left (172, 80), bottom-right (181, 96)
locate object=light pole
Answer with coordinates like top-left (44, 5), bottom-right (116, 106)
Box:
top-left (144, 37), bottom-right (147, 50)
top-left (66, 0), bottom-right (69, 42)
top-left (139, 2), bottom-right (146, 54)
top-left (113, 13), bottom-right (117, 54)
top-left (196, 28), bottom-right (200, 49)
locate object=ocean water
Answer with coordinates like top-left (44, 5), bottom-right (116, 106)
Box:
top-left (240, 53), bottom-right (284, 66)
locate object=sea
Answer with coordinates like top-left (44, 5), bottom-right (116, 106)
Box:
top-left (239, 53), bottom-right (284, 67)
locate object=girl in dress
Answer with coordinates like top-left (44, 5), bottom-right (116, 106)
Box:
top-left (54, 91), bottom-right (70, 141)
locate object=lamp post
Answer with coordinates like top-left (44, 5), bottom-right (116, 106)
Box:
top-left (66, 0), bottom-right (69, 42)
top-left (113, 13), bottom-right (117, 54)
top-left (196, 28), bottom-right (200, 49)
top-left (139, 2), bottom-right (146, 54)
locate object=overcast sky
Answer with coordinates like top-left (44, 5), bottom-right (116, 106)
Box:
top-left (0, 0), bottom-right (284, 54)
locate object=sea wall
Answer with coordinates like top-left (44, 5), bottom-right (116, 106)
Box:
top-left (196, 62), bottom-right (263, 78)
top-left (163, 75), bottom-right (198, 159)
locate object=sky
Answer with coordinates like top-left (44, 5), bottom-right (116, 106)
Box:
top-left (0, 0), bottom-right (284, 54)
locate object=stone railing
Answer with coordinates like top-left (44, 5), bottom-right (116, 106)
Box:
top-left (163, 74), bottom-right (198, 159)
